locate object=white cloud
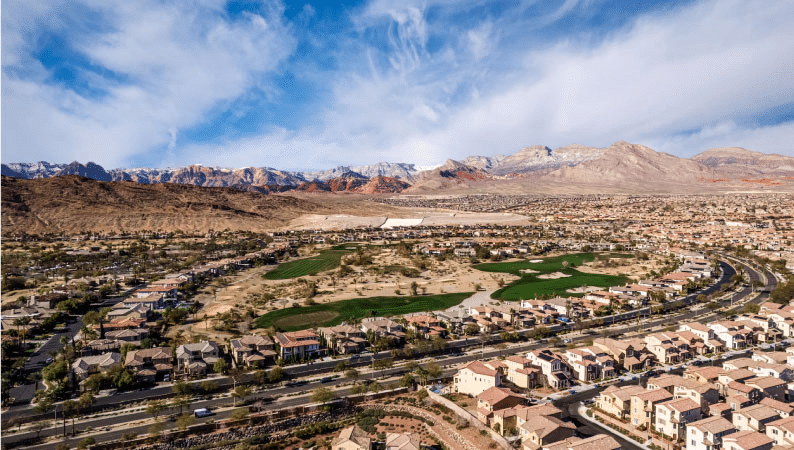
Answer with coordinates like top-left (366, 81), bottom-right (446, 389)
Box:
top-left (2, 0), bottom-right (295, 167)
top-left (3, 0), bottom-right (793, 171)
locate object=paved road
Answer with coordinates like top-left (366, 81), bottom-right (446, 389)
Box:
top-left (8, 318), bottom-right (83, 405)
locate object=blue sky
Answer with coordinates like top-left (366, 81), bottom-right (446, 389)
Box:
top-left (3, 0), bottom-right (794, 171)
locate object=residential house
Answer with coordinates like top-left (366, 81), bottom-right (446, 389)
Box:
top-left (477, 386), bottom-right (525, 426)
top-left (493, 404), bottom-right (562, 438)
top-left (645, 332), bottom-right (691, 365)
top-left (71, 352), bottom-right (122, 382)
top-left (176, 340), bottom-right (220, 376)
top-left (655, 397), bottom-right (702, 441)
top-left (319, 325), bottom-right (369, 354)
top-left (765, 416), bottom-right (794, 446)
top-left (598, 384), bottom-right (646, 419)
top-left (504, 355), bottom-right (540, 389)
top-left (745, 377), bottom-right (788, 401)
top-left (230, 335), bottom-right (276, 367)
top-left (519, 414), bottom-right (576, 450)
top-left (454, 360), bottom-right (504, 396)
top-left (360, 317), bottom-right (405, 344)
top-left (125, 347), bottom-right (173, 382)
top-left (274, 330), bottom-right (324, 361)
top-left (686, 416), bottom-right (736, 450)
top-left (732, 404), bottom-right (781, 432)
top-left (721, 430), bottom-right (774, 450)
top-left (631, 389), bottom-right (674, 429)
top-left (674, 379), bottom-right (721, 410)
top-left (333, 424), bottom-right (372, 450)
top-left (526, 349), bottom-right (571, 389)
top-left (544, 434), bottom-right (622, 450)
top-left (385, 432), bottom-right (421, 450)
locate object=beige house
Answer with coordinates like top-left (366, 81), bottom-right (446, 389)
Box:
top-left (332, 424), bottom-right (371, 450)
top-left (598, 384), bottom-right (646, 419)
top-left (721, 430), bottom-right (774, 450)
top-left (631, 388), bottom-right (673, 429)
top-left (504, 355), bottom-right (540, 389)
top-left (477, 386), bottom-right (525, 426)
top-left (71, 352), bottom-right (122, 381)
top-left (230, 335), bottom-right (276, 367)
top-left (673, 379), bottom-right (720, 410)
top-left (454, 360), bottom-right (504, 396)
top-left (686, 415), bottom-right (736, 450)
top-left (764, 416), bottom-right (794, 446)
top-left (544, 434), bottom-right (622, 450)
top-left (519, 414), bottom-right (576, 450)
top-left (655, 397), bottom-right (702, 441)
top-left (493, 403), bottom-right (562, 437)
top-left (732, 404), bottom-right (781, 432)
top-left (385, 432), bottom-right (421, 450)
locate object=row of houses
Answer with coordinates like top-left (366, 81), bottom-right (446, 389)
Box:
top-left (596, 360), bottom-right (794, 450)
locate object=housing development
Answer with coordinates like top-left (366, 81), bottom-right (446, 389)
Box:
top-left (2, 192), bottom-right (794, 450)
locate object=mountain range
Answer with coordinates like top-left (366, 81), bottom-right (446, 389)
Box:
top-left (4, 141), bottom-right (794, 194)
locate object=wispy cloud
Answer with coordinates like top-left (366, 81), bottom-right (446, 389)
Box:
top-left (3, 0), bottom-right (793, 170)
top-left (2, 0), bottom-right (295, 168)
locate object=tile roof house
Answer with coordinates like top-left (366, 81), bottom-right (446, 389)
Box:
top-left (721, 430), bottom-right (774, 450)
top-left (476, 386), bottom-right (525, 426)
top-left (733, 404), bottom-right (781, 432)
top-left (176, 341), bottom-right (220, 376)
top-left (493, 403), bottom-right (562, 438)
top-left (598, 384), bottom-right (646, 419)
top-left (230, 335), bottom-right (276, 367)
top-left (454, 360), bottom-right (504, 396)
top-left (630, 388), bottom-right (674, 429)
top-left (543, 434), bottom-right (622, 450)
top-left (274, 330), bottom-right (324, 361)
top-left (764, 416), bottom-right (794, 446)
top-left (655, 397), bottom-right (703, 441)
top-left (519, 414), bottom-right (576, 450)
top-left (385, 432), bottom-right (421, 450)
top-left (332, 424), bottom-right (371, 450)
top-left (686, 415), bottom-right (736, 450)
top-left (71, 352), bottom-right (122, 381)
top-left (125, 347), bottom-right (173, 382)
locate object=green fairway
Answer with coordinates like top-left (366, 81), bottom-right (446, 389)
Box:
top-left (264, 248), bottom-right (354, 280)
top-left (254, 292), bottom-right (472, 331)
top-left (476, 253), bottom-right (630, 301)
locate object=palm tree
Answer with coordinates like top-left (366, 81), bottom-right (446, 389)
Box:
top-left (231, 385), bottom-right (251, 407)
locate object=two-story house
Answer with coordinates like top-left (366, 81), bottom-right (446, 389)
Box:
top-left (655, 397), bottom-right (702, 441)
top-left (125, 347), bottom-right (173, 382)
top-left (686, 416), bottom-right (736, 450)
top-left (176, 340), bottom-right (220, 376)
top-left (229, 335), bottom-right (276, 367)
top-left (274, 330), bottom-right (324, 361)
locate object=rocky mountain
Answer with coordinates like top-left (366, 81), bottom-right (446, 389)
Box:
top-left (692, 147), bottom-right (794, 177)
top-left (5, 142), bottom-right (794, 195)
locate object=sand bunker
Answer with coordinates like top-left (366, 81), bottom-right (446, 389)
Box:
top-left (567, 285), bottom-right (601, 293)
top-left (520, 269), bottom-right (539, 274)
top-left (529, 259), bottom-right (544, 263)
top-left (537, 272), bottom-right (571, 279)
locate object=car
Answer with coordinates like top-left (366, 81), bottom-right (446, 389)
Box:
top-left (563, 339), bottom-right (571, 344)
top-left (45, 357), bottom-right (54, 364)
top-left (691, 360), bottom-right (703, 366)
top-left (570, 390), bottom-right (576, 394)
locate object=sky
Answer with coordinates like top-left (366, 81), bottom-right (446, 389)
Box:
top-left (2, 0), bottom-right (794, 171)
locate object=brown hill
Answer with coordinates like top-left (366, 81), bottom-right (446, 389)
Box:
top-left (1, 175), bottom-right (326, 235)
top-left (693, 147), bottom-right (794, 177)
top-left (354, 176), bottom-right (410, 194)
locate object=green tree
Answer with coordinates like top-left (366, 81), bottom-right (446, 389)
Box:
top-left (213, 358), bottom-right (229, 375)
top-left (232, 385), bottom-right (252, 406)
top-left (171, 395), bottom-right (190, 416)
top-left (345, 368), bottom-right (360, 384)
top-left (268, 366), bottom-right (286, 383)
top-left (146, 400), bottom-right (166, 421)
top-left (399, 373), bottom-right (415, 388)
top-left (310, 387), bottom-right (335, 405)
top-left (176, 413), bottom-right (195, 431)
